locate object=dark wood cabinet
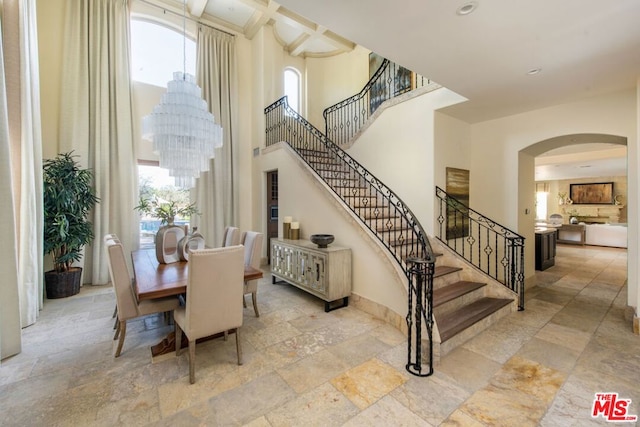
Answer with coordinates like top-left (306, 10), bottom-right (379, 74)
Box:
top-left (535, 229), bottom-right (556, 271)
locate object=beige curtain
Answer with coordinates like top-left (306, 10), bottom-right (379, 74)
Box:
top-left (17, 0), bottom-right (43, 327)
top-left (0, 10), bottom-right (22, 361)
top-left (193, 26), bottom-right (238, 246)
top-left (0, 0), bottom-right (43, 360)
top-left (59, 0), bottom-right (138, 285)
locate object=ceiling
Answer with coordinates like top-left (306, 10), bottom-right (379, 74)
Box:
top-left (535, 143), bottom-right (627, 181)
top-left (138, 0), bottom-right (356, 57)
top-left (142, 0), bottom-right (637, 179)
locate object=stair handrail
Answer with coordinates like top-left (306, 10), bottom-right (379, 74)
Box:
top-left (267, 96), bottom-right (436, 376)
top-left (323, 58), bottom-right (437, 147)
top-left (267, 96), bottom-right (436, 269)
top-left (435, 186), bottom-right (526, 310)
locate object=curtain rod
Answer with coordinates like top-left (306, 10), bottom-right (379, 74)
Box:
top-left (135, 0), bottom-right (236, 38)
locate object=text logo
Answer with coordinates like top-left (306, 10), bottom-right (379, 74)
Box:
top-left (592, 392), bottom-right (638, 422)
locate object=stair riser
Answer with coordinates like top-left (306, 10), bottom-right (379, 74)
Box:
top-left (347, 199), bottom-right (388, 209)
top-left (434, 287), bottom-right (487, 318)
top-left (433, 272), bottom-right (463, 290)
top-left (365, 217), bottom-right (406, 230)
top-left (307, 157), bottom-right (338, 165)
top-left (439, 303), bottom-right (514, 356)
top-left (316, 169), bottom-right (352, 178)
top-left (375, 229), bottom-right (413, 240)
top-left (334, 187), bottom-right (377, 197)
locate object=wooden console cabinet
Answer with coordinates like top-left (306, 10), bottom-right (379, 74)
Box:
top-left (271, 238), bottom-right (352, 311)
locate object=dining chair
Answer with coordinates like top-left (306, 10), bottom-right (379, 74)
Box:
top-left (241, 231), bottom-right (264, 317)
top-left (105, 239), bottom-right (180, 357)
top-left (222, 226), bottom-right (241, 247)
top-left (174, 245), bottom-right (244, 384)
top-left (104, 234), bottom-right (121, 327)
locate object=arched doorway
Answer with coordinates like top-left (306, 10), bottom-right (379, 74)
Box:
top-left (519, 132), bottom-right (629, 303)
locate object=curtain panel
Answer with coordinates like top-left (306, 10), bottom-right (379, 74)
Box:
top-left (59, 0), bottom-right (138, 285)
top-left (193, 26), bottom-right (238, 246)
top-left (0, 11), bottom-right (22, 361)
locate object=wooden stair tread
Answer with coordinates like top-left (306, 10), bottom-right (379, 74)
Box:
top-left (434, 265), bottom-right (462, 278)
top-left (437, 297), bottom-right (513, 342)
top-left (433, 281), bottom-right (486, 307)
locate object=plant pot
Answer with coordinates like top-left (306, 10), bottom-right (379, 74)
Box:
top-left (45, 267), bottom-right (82, 299)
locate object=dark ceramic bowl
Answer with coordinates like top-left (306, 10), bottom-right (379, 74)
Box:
top-left (310, 234), bottom-right (335, 248)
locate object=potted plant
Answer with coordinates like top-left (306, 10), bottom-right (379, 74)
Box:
top-left (43, 152), bottom-right (99, 298)
top-left (134, 197), bottom-right (198, 226)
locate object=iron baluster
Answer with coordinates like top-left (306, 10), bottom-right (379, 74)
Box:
top-left (435, 186), bottom-right (525, 310)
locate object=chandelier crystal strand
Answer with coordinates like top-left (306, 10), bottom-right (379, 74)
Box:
top-left (141, 3), bottom-right (222, 189)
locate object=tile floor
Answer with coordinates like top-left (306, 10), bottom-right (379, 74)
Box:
top-left (0, 244), bottom-right (638, 426)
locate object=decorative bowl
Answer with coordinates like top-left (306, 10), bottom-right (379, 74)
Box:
top-left (310, 234), bottom-right (334, 248)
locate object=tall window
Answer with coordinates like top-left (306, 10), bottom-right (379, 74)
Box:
top-left (130, 19), bottom-right (196, 87)
top-left (131, 19), bottom-right (197, 245)
top-left (284, 67), bottom-right (301, 112)
top-left (536, 191), bottom-right (548, 221)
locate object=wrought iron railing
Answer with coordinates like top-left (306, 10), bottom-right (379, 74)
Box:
top-left (323, 58), bottom-right (439, 147)
top-left (435, 186), bottom-right (525, 310)
top-left (266, 96), bottom-right (435, 376)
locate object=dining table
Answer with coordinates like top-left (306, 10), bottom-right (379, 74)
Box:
top-left (131, 248), bottom-right (264, 356)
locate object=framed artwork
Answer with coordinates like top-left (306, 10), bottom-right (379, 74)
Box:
top-left (368, 53), bottom-right (414, 115)
top-left (570, 182), bottom-right (614, 204)
top-left (446, 167), bottom-right (470, 239)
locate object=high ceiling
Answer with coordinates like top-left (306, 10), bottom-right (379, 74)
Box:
top-left (142, 0), bottom-right (640, 124)
top-left (137, 0), bottom-right (356, 57)
top-left (140, 0), bottom-right (636, 179)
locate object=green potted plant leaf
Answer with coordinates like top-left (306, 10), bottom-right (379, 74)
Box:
top-left (43, 152), bottom-right (99, 298)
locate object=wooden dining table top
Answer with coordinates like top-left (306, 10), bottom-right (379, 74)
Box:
top-left (131, 248), bottom-right (263, 301)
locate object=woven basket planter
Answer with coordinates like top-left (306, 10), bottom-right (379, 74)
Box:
top-left (45, 267), bottom-right (82, 299)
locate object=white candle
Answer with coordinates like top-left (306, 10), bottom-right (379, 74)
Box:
top-left (291, 222), bottom-right (299, 229)
top-left (283, 216), bottom-right (292, 223)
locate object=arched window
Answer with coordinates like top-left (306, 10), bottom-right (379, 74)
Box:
top-left (284, 67), bottom-right (301, 112)
top-left (130, 19), bottom-right (196, 87)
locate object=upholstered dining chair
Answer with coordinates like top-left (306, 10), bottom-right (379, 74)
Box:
top-left (174, 245), bottom-right (245, 384)
top-left (241, 231), bottom-right (264, 317)
top-left (104, 234), bottom-right (121, 327)
top-left (105, 239), bottom-right (180, 357)
top-left (222, 226), bottom-right (241, 247)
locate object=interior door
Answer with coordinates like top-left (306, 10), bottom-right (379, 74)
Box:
top-left (266, 170), bottom-right (278, 262)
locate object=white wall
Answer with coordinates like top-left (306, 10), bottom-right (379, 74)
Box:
top-left (305, 46), bottom-right (370, 130)
top-left (348, 88), bottom-right (467, 236)
top-left (261, 145), bottom-right (409, 319)
top-left (36, 0), bottom-right (65, 159)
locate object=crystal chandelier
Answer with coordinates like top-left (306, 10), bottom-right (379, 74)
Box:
top-left (141, 3), bottom-right (222, 189)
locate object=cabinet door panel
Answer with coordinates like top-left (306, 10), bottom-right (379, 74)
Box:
top-left (283, 246), bottom-right (297, 280)
top-left (309, 254), bottom-right (326, 293)
top-left (297, 250), bottom-right (311, 286)
top-left (272, 244), bottom-right (284, 275)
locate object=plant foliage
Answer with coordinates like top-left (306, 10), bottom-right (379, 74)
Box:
top-left (134, 196), bottom-right (199, 225)
top-left (43, 152), bottom-right (99, 272)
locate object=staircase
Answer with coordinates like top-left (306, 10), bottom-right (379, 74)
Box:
top-left (291, 140), bottom-right (516, 360)
top-left (432, 257), bottom-right (514, 357)
top-left (265, 95), bottom-right (520, 372)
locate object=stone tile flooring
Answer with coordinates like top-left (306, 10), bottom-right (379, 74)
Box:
top-left (1, 244), bottom-right (638, 426)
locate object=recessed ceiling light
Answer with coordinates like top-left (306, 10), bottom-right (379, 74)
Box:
top-left (527, 68), bottom-right (542, 75)
top-left (457, 2), bottom-right (478, 16)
